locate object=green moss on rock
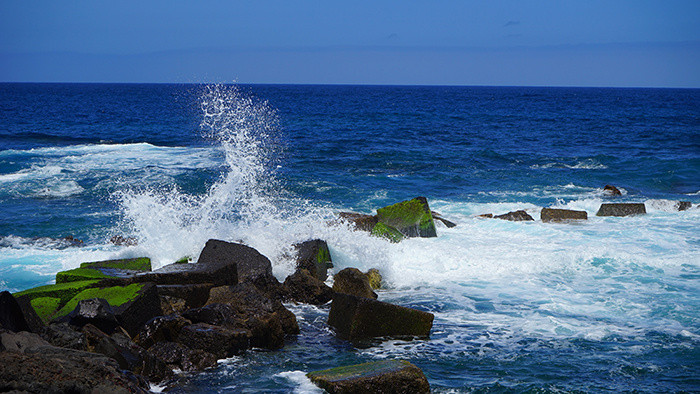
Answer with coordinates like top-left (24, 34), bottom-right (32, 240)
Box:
top-left (376, 197), bottom-right (437, 238)
top-left (307, 359), bottom-right (430, 393)
top-left (80, 257), bottom-right (151, 271)
top-left (14, 280), bottom-right (101, 306)
top-left (370, 222), bottom-right (405, 243)
top-left (56, 267), bottom-right (109, 284)
top-left (54, 283), bottom-right (145, 320)
top-left (30, 297), bottom-right (61, 323)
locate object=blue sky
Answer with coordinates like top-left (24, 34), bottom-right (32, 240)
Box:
top-left (1, 1), bottom-right (698, 87)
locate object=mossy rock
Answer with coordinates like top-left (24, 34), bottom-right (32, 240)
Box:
top-left (14, 280), bottom-right (101, 306)
top-left (80, 257), bottom-right (151, 271)
top-left (370, 222), bottom-right (405, 243)
top-left (55, 283), bottom-right (146, 320)
top-left (376, 197), bottom-right (436, 238)
top-left (30, 297), bottom-right (61, 323)
top-left (56, 267), bottom-right (110, 284)
top-left (307, 359), bottom-right (430, 393)
top-left (365, 268), bottom-right (382, 290)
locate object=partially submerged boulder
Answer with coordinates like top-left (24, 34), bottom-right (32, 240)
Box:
top-left (375, 197), bottom-right (437, 238)
top-left (333, 268), bottom-right (377, 299)
top-left (603, 184), bottom-right (622, 196)
top-left (494, 210), bottom-right (534, 221)
top-left (283, 269), bottom-right (334, 305)
top-left (596, 203), bottom-right (646, 217)
top-left (294, 239), bottom-right (333, 281)
top-left (328, 293), bottom-right (434, 341)
top-left (307, 359), bottom-right (430, 394)
top-left (676, 201), bottom-right (692, 211)
top-left (540, 208), bottom-right (588, 223)
top-left (338, 212), bottom-right (378, 232)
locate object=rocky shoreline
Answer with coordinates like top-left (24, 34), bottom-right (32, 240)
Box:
top-left (1, 192), bottom-right (694, 393)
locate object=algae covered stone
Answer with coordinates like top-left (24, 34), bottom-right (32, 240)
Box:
top-left (14, 280), bottom-right (102, 323)
top-left (540, 208), bottom-right (587, 223)
top-left (307, 359), bottom-right (430, 394)
top-left (370, 222), bottom-right (405, 243)
top-left (80, 257), bottom-right (151, 271)
top-left (294, 239), bottom-right (333, 281)
top-left (375, 197), bottom-right (437, 238)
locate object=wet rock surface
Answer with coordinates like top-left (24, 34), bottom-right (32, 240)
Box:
top-left (307, 359), bottom-right (430, 394)
top-left (332, 268), bottom-right (377, 299)
top-left (284, 268), bottom-right (334, 305)
top-left (596, 203), bottom-right (647, 217)
top-left (494, 210), bottom-right (535, 221)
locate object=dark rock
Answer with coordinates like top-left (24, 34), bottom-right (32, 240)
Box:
top-left (494, 210), bottom-right (534, 221)
top-left (147, 341), bottom-right (218, 372)
top-left (1, 330), bottom-right (51, 353)
top-left (61, 297), bottom-right (121, 334)
top-left (332, 268), bottom-right (377, 299)
top-left (676, 201), bottom-right (692, 211)
top-left (197, 239), bottom-right (273, 283)
top-left (596, 203), bottom-right (646, 217)
top-left (135, 314), bottom-right (192, 349)
top-left (110, 235), bottom-right (138, 246)
top-left (0, 342), bottom-right (149, 393)
top-left (375, 197), bottom-right (437, 238)
top-left (248, 273), bottom-right (289, 303)
top-left (294, 239), bottom-right (333, 281)
top-left (328, 293), bottom-right (434, 341)
top-left (178, 323), bottom-right (249, 359)
top-left (477, 213), bottom-right (493, 218)
top-left (0, 291), bottom-right (38, 333)
top-left (431, 211), bottom-right (457, 228)
top-left (307, 359), bottom-right (430, 394)
top-left (157, 283), bottom-right (213, 309)
top-left (160, 295), bottom-right (187, 315)
top-left (284, 269), bottom-right (334, 305)
top-left (603, 184), bottom-right (622, 196)
top-left (338, 212), bottom-right (378, 232)
top-left (42, 322), bottom-right (87, 350)
top-left (540, 208), bottom-right (588, 223)
top-left (365, 268), bottom-right (382, 290)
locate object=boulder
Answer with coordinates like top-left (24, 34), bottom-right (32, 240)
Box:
top-left (540, 208), bottom-right (588, 223)
top-left (494, 210), bottom-right (534, 221)
top-left (328, 293), bottom-right (434, 341)
top-left (332, 268), bottom-right (377, 299)
top-left (370, 222), bottom-right (405, 243)
top-left (338, 212), bottom-right (378, 232)
top-left (0, 291), bottom-right (43, 333)
top-left (54, 282), bottom-right (163, 337)
top-left (283, 269), bottom-right (334, 305)
top-left (135, 314), bottom-right (192, 349)
top-left (42, 322), bottom-right (87, 350)
top-left (431, 211), bottom-right (457, 228)
top-left (13, 280), bottom-right (102, 323)
top-left (147, 341), bottom-right (218, 372)
top-left (61, 298), bottom-right (121, 334)
top-left (1, 330), bottom-right (52, 352)
top-left (197, 239), bottom-right (272, 283)
top-left (603, 184), bottom-right (622, 196)
top-left (676, 201), bottom-right (692, 211)
top-left (596, 203), bottom-right (646, 217)
top-left (365, 268), bottom-right (382, 290)
top-left (157, 283), bottom-right (213, 313)
top-left (0, 340), bottom-right (149, 393)
top-left (375, 197), bottom-right (437, 238)
top-left (177, 323), bottom-right (249, 359)
top-left (307, 359), bottom-right (430, 394)
top-left (294, 239), bottom-right (334, 281)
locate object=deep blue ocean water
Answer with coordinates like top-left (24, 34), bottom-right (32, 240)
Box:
top-left (0, 83), bottom-right (698, 392)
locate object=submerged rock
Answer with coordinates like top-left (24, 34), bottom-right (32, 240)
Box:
top-left (284, 268), bottom-right (334, 305)
top-left (540, 208), bottom-right (588, 223)
top-left (375, 197), bottom-right (437, 238)
top-left (332, 268), bottom-right (377, 299)
top-left (328, 293), bottom-right (434, 341)
top-left (494, 210), bottom-right (534, 221)
top-left (338, 212), bottom-right (378, 232)
top-left (307, 359), bottom-right (430, 394)
top-left (596, 203), bottom-right (646, 217)
top-left (603, 184), bottom-right (622, 196)
top-left (294, 239), bottom-right (334, 281)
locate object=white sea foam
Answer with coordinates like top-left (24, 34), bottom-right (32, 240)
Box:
top-left (274, 371), bottom-right (324, 394)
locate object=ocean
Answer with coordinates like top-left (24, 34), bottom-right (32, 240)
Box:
top-left (0, 83), bottom-right (698, 392)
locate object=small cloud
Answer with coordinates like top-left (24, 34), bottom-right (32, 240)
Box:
top-left (387, 33), bottom-right (398, 40)
top-left (503, 20), bottom-right (520, 27)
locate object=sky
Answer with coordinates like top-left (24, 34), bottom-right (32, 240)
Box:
top-left (1, 1), bottom-right (699, 87)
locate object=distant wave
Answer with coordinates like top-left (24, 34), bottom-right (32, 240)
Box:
top-left (530, 159), bottom-right (607, 170)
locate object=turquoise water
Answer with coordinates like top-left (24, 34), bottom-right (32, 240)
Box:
top-left (0, 83), bottom-right (698, 392)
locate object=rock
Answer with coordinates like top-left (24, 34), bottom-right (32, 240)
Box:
top-left (160, 295), bottom-right (187, 315)
top-left (53, 282), bottom-right (163, 337)
top-left (540, 208), bottom-right (588, 223)
top-left (177, 323), bottom-right (249, 359)
top-left (157, 283), bottom-right (213, 313)
top-left (0, 341), bottom-right (149, 393)
top-left (332, 268), bottom-right (377, 299)
top-left (676, 201), bottom-right (692, 211)
top-left (431, 211), bottom-right (457, 228)
top-left (370, 222), bottom-right (405, 243)
top-left (338, 212), bottom-right (378, 232)
top-left (283, 269), bottom-right (334, 305)
top-left (494, 210), bottom-right (534, 221)
top-left (307, 359), bottom-right (430, 394)
top-left (197, 239), bottom-right (273, 283)
top-left (375, 197), bottom-right (437, 238)
top-left (110, 235), bottom-right (138, 246)
top-left (1, 330), bottom-right (51, 352)
top-left (596, 203), bottom-right (646, 217)
top-left (603, 184), bottom-right (622, 196)
top-left (135, 314), bottom-right (192, 349)
top-left (147, 341), bottom-right (218, 372)
top-left (294, 239), bottom-right (334, 281)
top-left (477, 213), bottom-right (493, 218)
top-left (13, 280), bottom-right (102, 323)
top-left (328, 293), bottom-right (434, 341)
top-left (365, 268), bottom-right (382, 290)
top-left (42, 322), bottom-right (87, 350)
top-left (0, 291), bottom-right (42, 333)
top-left (61, 298), bottom-right (121, 334)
